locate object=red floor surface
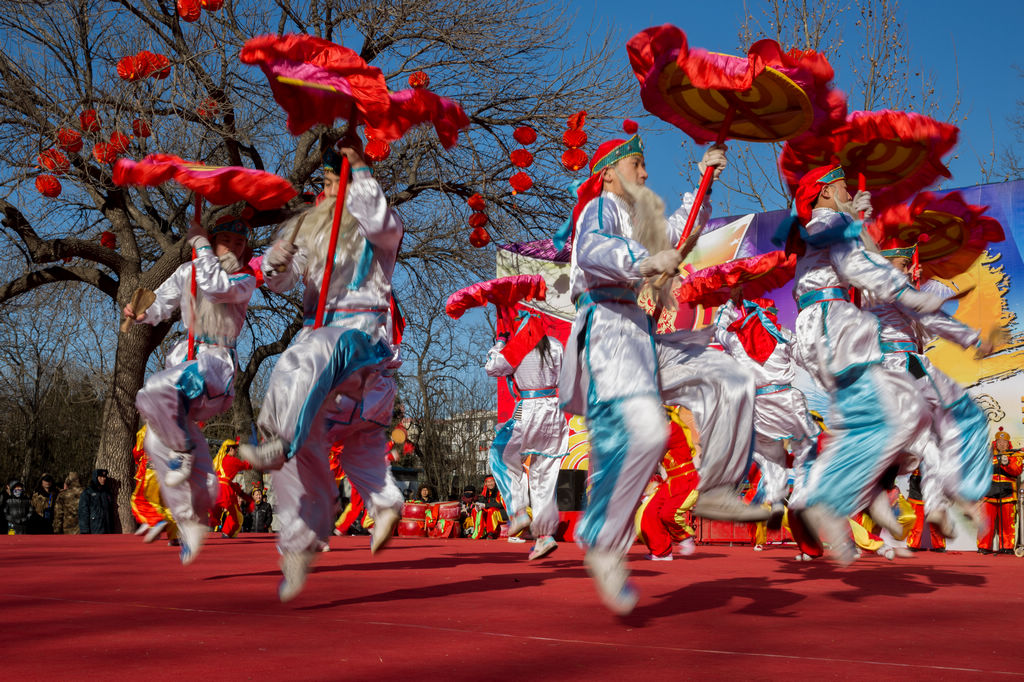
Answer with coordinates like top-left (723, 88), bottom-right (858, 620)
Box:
top-left (3, 534), bottom-right (1023, 680)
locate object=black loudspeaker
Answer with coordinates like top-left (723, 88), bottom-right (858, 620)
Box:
top-left (556, 469), bottom-right (587, 511)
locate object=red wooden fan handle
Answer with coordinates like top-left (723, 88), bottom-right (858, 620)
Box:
top-left (858, 173), bottom-right (867, 220)
top-left (314, 156), bottom-right (351, 330)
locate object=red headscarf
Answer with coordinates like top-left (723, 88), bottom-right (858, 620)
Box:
top-left (565, 135), bottom-right (645, 245)
top-left (793, 164), bottom-right (846, 225)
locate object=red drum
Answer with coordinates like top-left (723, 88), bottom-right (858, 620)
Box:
top-left (436, 501), bottom-right (460, 520)
top-left (397, 518), bottom-right (426, 537)
top-left (402, 502), bottom-right (428, 520)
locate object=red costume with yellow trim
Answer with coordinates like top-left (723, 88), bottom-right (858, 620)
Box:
top-left (209, 439), bottom-right (252, 538)
top-left (329, 443), bottom-right (373, 533)
top-left (635, 407), bottom-right (700, 558)
top-left (978, 428), bottom-right (1023, 553)
top-left (129, 426), bottom-right (178, 540)
top-left (464, 476), bottom-right (507, 539)
top-left (905, 468), bottom-right (945, 551)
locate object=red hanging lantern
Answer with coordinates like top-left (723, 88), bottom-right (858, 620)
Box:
top-left (513, 126), bottom-right (537, 145)
top-left (623, 119), bottom-right (639, 135)
top-left (132, 119), bottom-right (151, 138)
top-left (561, 148), bottom-right (589, 172)
top-left (567, 111), bottom-right (587, 130)
top-left (509, 172), bottom-right (533, 194)
top-left (116, 55), bottom-right (143, 82)
top-left (562, 129), bottom-right (587, 148)
top-left (148, 53), bottom-right (171, 79)
top-left (466, 193), bottom-right (486, 212)
top-left (365, 138), bottom-right (391, 163)
top-left (510, 149), bottom-right (533, 168)
top-left (57, 128), bottom-right (83, 153)
top-left (200, 0), bottom-right (224, 10)
top-left (79, 109), bottom-right (101, 133)
top-left (408, 71), bottom-right (430, 89)
top-left (469, 227), bottom-right (491, 248)
top-left (99, 231), bottom-right (117, 249)
top-left (35, 175), bottom-right (62, 198)
top-left (468, 212), bottom-right (489, 229)
top-left (177, 0), bottom-right (201, 22)
top-left (92, 142), bottom-right (117, 164)
top-left (37, 149), bottom-right (70, 175)
top-left (109, 131), bottom-right (132, 154)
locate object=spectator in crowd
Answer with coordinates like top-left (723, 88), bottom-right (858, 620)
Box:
top-left (0, 480), bottom-right (10, 534)
top-left (4, 480), bottom-right (32, 535)
top-left (79, 469), bottom-right (115, 534)
top-left (30, 473), bottom-right (57, 534)
top-left (415, 484), bottom-right (435, 504)
top-left (245, 487), bottom-right (274, 533)
top-left (53, 472), bottom-right (84, 535)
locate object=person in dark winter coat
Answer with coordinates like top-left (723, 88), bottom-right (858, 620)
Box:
top-left (30, 473), bottom-right (57, 534)
top-left (243, 487), bottom-right (273, 533)
top-left (79, 469), bottom-right (115, 534)
top-left (53, 472), bottom-right (84, 535)
top-left (4, 480), bottom-right (32, 534)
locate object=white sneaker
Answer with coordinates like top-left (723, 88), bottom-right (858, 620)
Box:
top-left (178, 520), bottom-right (208, 566)
top-left (877, 547), bottom-right (896, 561)
top-left (675, 538), bottom-right (696, 556)
top-left (528, 535), bottom-right (558, 561)
top-left (647, 553), bottom-right (673, 561)
top-left (507, 510), bottom-right (531, 537)
top-left (134, 523), bottom-right (151, 537)
top-left (803, 504), bottom-right (856, 566)
top-left (794, 553), bottom-right (814, 562)
top-left (584, 549), bottom-right (638, 616)
top-left (238, 439), bottom-right (287, 472)
top-left (164, 451), bottom-right (194, 487)
top-left (692, 486), bottom-right (771, 522)
top-left (144, 520), bottom-right (168, 544)
top-left (279, 550), bottom-right (315, 603)
top-left (753, 544), bottom-right (764, 552)
top-left (868, 491), bottom-right (905, 540)
top-left (507, 536), bottom-right (527, 544)
top-left (371, 506), bottom-right (400, 554)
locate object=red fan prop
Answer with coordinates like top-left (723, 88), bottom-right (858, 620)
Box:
top-left (868, 191), bottom-right (1004, 281)
top-left (114, 155), bottom-right (296, 357)
top-left (241, 34), bottom-right (470, 329)
top-left (445, 274), bottom-right (547, 335)
top-left (780, 110), bottom-right (958, 212)
top-left (673, 250), bottom-right (797, 308)
top-left (628, 25), bottom-right (839, 259)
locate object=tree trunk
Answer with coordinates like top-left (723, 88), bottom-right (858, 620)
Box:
top-left (94, 322), bottom-right (166, 533)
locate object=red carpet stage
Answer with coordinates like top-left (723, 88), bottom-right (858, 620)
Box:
top-left (4, 535), bottom-right (1022, 679)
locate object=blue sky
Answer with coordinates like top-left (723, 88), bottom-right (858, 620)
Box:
top-left (583, 0), bottom-right (1023, 210)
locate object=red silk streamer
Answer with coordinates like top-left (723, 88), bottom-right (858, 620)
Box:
top-left (189, 194), bottom-right (201, 361)
top-left (314, 156), bottom-right (351, 329)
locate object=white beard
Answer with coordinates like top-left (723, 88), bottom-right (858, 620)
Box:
top-left (614, 169), bottom-right (676, 309)
top-left (192, 282), bottom-right (240, 345)
top-left (281, 195), bottom-right (363, 278)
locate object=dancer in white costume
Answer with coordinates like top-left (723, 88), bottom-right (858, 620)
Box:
top-left (557, 133), bottom-right (735, 614)
top-left (485, 313), bottom-right (568, 561)
top-left (127, 214), bottom-right (259, 565)
top-left (714, 296), bottom-right (821, 527)
top-left (775, 164), bottom-right (948, 564)
top-left (239, 146), bottom-right (404, 601)
top-left (864, 243), bottom-right (994, 535)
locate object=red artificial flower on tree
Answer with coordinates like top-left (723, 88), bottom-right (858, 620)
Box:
top-left (466, 193), bottom-right (486, 211)
top-left (57, 128), bottom-right (83, 153)
top-left (468, 212), bottom-right (489, 229)
top-left (79, 109), bottom-right (100, 133)
top-left (117, 55), bottom-right (143, 82)
top-left (197, 97), bottom-right (220, 120)
top-left (99, 231), bottom-right (117, 249)
top-left (132, 119), bottom-right (152, 138)
top-left (469, 227), bottom-right (491, 248)
top-left (177, 0), bottom-right (201, 22)
top-left (513, 126), bottom-right (537, 145)
top-left (200, 0), bottom-right (224, 10)
top-left (561, 148), bottom-right (588, 171)
top-left (562, 129), bottom-right (587, 148)
top-left (109, 131), bottom-right (132, 154)
top-left (623, 119), bottom-right (639, 134)
top-left (35, 175), bottom-right (61, 198)
top-left (408, 71), bottom-right (430, 89)
top-left (567, 110), bottom-right (587, 130)
top-left (92, 142), bottom-right (117, 164)
top-left (147, 53), bottom-right (171, 79)
top-left (510, 149), bottom-right (533, 168)
top-left (509, 172), bottom-right (533, 194)
top-left (37, 149), bottom-right (70, 175)
top-left (365, 138), bottom-right (390, 163)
